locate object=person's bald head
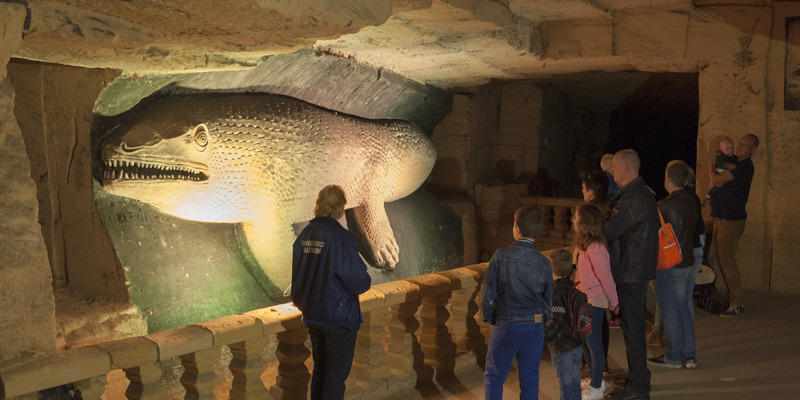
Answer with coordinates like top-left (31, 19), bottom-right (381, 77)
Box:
top-left (736, 134), bottom-right (759, 160)
top-left (612, 149), bottom-right (641, 187)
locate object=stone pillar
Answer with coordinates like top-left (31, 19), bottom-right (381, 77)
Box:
top-left (539, 205), bottom-right (555, 238)
top-left (124, 362), bottom-right (168, 400)
top-left (376, 280), bottom-right (421, 384)
top-left (350, 288), bottom-right (389, 394)
top-left (273, 327), bottom-right (310, 399)
top-left (180, 347), bottom-right (221, 400)
top-left (552, 205), bottom-right (571, 239)
top-left (407, 274), bottom-right (456, 382)
top-left (437, 268), bottom-right (482, 372)
top-left (0, 2), bottom-right (57, 367)
top-left (464, 263), bottom-right (491, 367)
top-left (229, 337), bottom-right (271, 400)
top-left (71, 375), bottom-right (108, 400)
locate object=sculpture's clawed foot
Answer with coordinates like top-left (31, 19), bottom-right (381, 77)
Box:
top-left (374, 236), bottom-right (400, 270)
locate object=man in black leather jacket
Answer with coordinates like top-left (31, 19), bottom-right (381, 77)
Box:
top-left (602, 149), bottom-right (659, 400)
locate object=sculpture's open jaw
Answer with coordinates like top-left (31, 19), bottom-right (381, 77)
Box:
top-left (101, 158), bottom-right (209, 184)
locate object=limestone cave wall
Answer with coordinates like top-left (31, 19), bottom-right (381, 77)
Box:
top-left (0, 4), bottom-right (56, 364)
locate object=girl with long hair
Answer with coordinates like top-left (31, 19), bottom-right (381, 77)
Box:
top-left (573, 203), bottom-right (619, 400)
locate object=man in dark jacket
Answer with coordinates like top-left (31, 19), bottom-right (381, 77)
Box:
top-left (292, 184), bottom-right (372, 400)
top-left (648, 161), bottom-right (698, 370)
top-left (602, 149), bottom-right (658, 400)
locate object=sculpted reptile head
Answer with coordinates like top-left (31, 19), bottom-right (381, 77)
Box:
top-left (99, 99), bottom-right (226, 222)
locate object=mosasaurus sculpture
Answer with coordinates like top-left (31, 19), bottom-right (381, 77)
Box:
top-left (99, 93), bottom-right (436, 292)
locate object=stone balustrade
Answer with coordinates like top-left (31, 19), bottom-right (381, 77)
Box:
top-left (517, 195), bottom-right (585, 250)
top-left (1, 256), bottom-right (574, 400)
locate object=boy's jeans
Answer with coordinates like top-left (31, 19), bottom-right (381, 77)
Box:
top-left (484, 322), bottom-right (544, 400)
top-left (551, 346), bottom-right (582, 400)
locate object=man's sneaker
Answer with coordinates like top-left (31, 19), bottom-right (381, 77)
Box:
top-left (605, 388), bottom-right (650, 400)
top-left (647, 355), bottom-right (682, 368)
top-left (612, 376), bottom-right (629, 388)
top-left (720, 305), bottom-right (745, 317)
top-left (701, 197), bottom-right (710, 207)
top-left (684, 357), bottom-right (698, 369)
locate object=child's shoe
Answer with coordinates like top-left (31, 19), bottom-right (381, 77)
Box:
top-left (582, 381), bottom-right (607, 400)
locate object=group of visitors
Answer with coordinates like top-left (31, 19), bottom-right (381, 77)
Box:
top-left (286, 134), bottom-right (758, 400)
top-left (480, 134), bottom-right (759, 400)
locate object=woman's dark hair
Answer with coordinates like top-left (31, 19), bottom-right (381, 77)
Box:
top-left (580, 170), bottom-right (609, 204)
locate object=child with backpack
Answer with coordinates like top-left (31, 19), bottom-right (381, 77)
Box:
top-left (573, 203), bottom-right (619, 400)
top-left (546, 248), bottom-right (584, 400)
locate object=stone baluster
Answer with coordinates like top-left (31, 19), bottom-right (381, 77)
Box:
top-left (193, 314), bottom-right (265, 400)
top-left (438, 268), bottom-right (482, 367)
top-left (124, 362), bottom-right (168, 400)
top-left (376, 280), bottom-right (422, 385)
top-left (274, 327), bottom-right (311, 399)
top-left (95, 337), bottom-right (159, 400)
top-left (180, 347), bottom-right (221, 400)
top-left (244, 304), bottom-right (305, 400)
top-left (145, 325), bottom-right (214, 400)
top-left (552, 205), bottom-right (570, 238)
top-left (228, 337), bottom-right (270, 400)
top-left (540, 205), bottom-right (555, 237)
top-left (464, 263), bottom-right (491, 368)
top-left (407, 274), bottom-right (456, 382)
top-left (71, 374), bottom-right (108, 400)
top-left (350, 288), bottom-right (390, 392)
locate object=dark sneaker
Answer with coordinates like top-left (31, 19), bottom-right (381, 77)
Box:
top-left (605, 388), bottom-right (650, 400)
top-left (720, 305), bottom-right (745, 317)
top-left (684, 357), bottom-right (698, 369)
top-left (647, 355), bottom-right (682, 368)
top-left (701, 197), bottom-right (710, 207)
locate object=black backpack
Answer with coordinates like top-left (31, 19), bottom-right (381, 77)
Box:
top-left (567, 281), bottom-right (593, 339)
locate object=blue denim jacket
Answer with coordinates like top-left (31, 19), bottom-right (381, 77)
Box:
top-left (481, 239), bottom-right (553, 324)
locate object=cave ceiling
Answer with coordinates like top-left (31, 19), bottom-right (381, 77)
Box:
top-left (11, 0), bottom-right (702, 109)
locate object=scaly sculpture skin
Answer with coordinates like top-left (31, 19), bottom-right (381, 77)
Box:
top-left (99, 93), bottom-right (436, 292)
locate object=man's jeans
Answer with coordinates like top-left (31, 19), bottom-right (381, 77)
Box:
top-left (306, 323), bottom-right (359, 400)
top-left (617, 282), bottom-right (651, 396)
top-left (484, 322), bottom-right (544, 400)
top-left (551, 346), bottom-right (582, 400)
top-left (655, 267), bottom-right (697, 363)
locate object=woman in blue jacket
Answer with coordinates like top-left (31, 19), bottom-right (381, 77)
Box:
top-left (291, 184), bottom-right (372, 400)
